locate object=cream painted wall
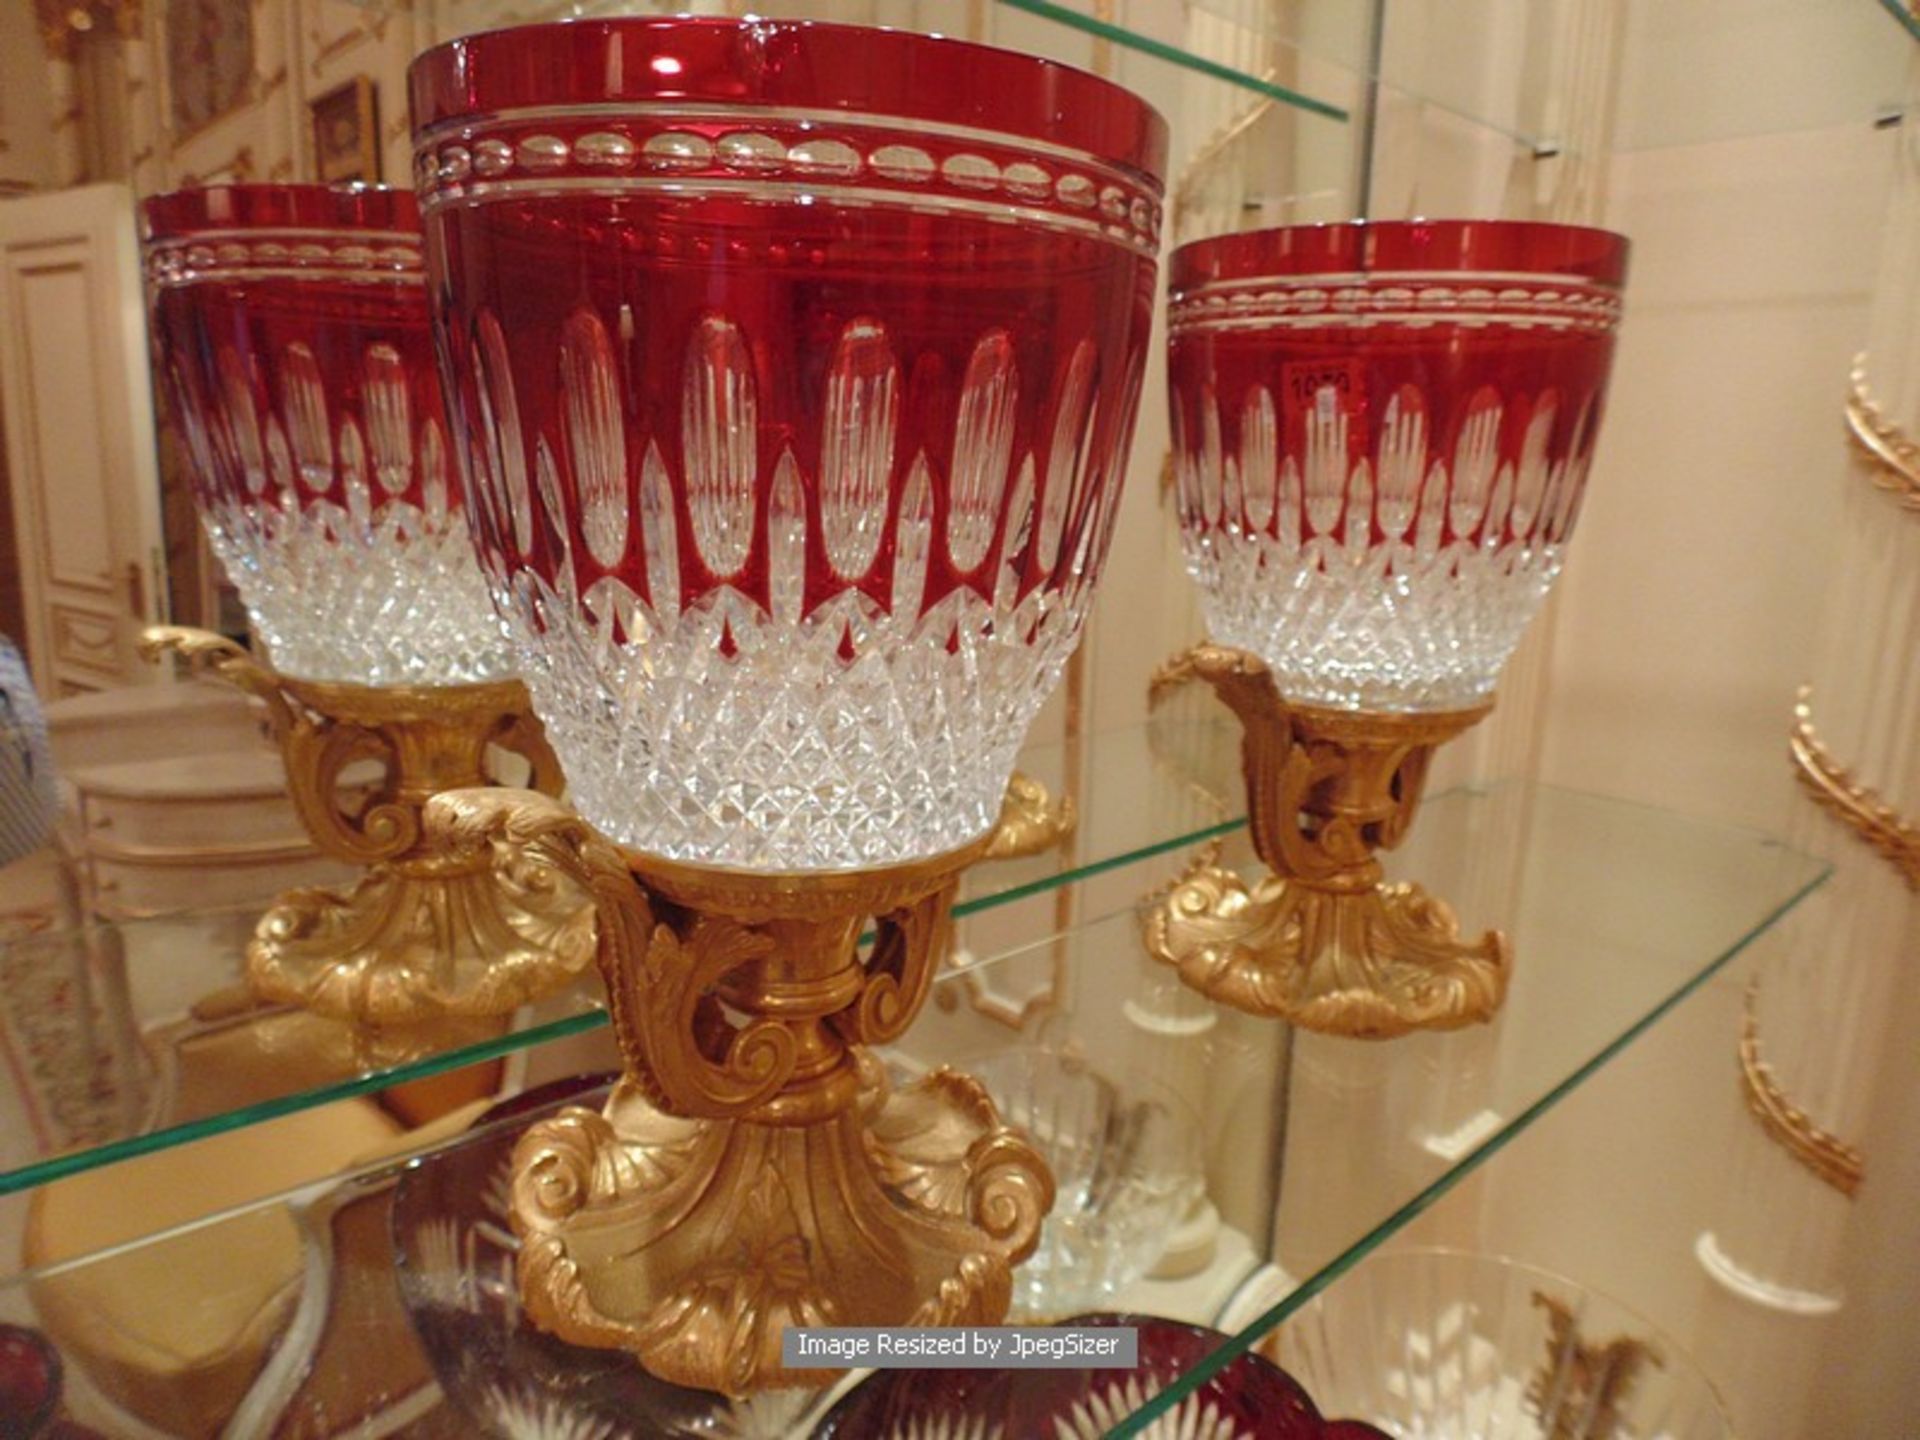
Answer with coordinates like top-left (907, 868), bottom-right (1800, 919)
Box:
top-left (1439, 4), bottom-right (1910, 1430)
top-left (1538, 121), bottom-right (1891, 835)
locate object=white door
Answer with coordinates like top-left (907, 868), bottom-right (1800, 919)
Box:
top-left (0, 182), bottom-right (166, 696)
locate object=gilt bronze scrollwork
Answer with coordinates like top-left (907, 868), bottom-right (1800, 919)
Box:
top-left (427, 789), bottom-right (1054, 1394)
top-left (141, 626), bottom-right (595, 1025)
top-left (1143, 645), bottom-right (1507, 1038)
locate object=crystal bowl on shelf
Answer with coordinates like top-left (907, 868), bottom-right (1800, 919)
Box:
top-left (413, 15), bottom-right (1163, 872)
top-left (142, 183), bottom-right (512, 687)
top-left (1167, 219), bottom-right (1627, 716)
top-left (1266, 1248), bottom-right (1734, 1439)
top-left (1145, 220), bottom-right (1629, 1037)
top-left (407, 15), bottom-right (1166, 1392)
top-left (966, 1048), bottom-right (1204, 1320)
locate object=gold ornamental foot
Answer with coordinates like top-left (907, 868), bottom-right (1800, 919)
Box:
top-left (425, 789), bottom-right (1054, 1394)
top-left (1145, 862), bottom-right (1508, 1038)
top-left (1142, 644), bottom-right (1510, 1038)
top-left (512, 1062), bottom-right (1051, 1393)
top-left (249, 849), bottom-right (597, 1025)
top-left (139, 626), bottom-right (596, 1024)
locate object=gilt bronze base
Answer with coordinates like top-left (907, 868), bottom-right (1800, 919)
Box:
top-left (1143, 645), bottom-right (1509, 1039)
top-left (139, 627), bottom-right (596, 1025)
top-left (426, 791), bottom-right (1055, 1394)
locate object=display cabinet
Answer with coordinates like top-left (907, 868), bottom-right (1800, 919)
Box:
top-left (0, 0), bottom-right (1911, 1436)
top-left (0, 723), bottom-right (1828, 1433)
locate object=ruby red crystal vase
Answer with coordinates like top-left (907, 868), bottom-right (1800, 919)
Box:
top-left (142, 184), bottom-right (508, 686)
top-left (1149, 220), bottom-right (1628, 1036)
top-left (138, 184), bottom-right (592, 1030)
top-left (409, 17), bottom-right (1166, 1391)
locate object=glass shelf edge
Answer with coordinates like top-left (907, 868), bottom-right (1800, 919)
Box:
top-left (0, 1006), bottom-right (609, 1199)
top-left (993, 0), bottom-right (1350, 121)
top-left (1107, 855), bottom-right (1833, 1438)
top-left (0, 831), bottom-right (1222, 1199)
top-left (1878, 0), bottom-right (1920, 45)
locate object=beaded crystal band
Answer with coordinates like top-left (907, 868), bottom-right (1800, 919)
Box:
top-left (1170, 271), bottom-right (1622, 335)
top-left (144, 228), bottom-right (425, 288)
top-left (412, 107), bottom-right (1162, 257)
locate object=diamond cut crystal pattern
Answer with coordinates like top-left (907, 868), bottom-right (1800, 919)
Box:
top-left (1168, 228), bottom-right (1625, 713)
top-left (466, 307), bottom-right (1141, 871)
top-left (1172, 384), bottom-right (1592, 713)
top-left (170, 337), bottom-right (511, 686)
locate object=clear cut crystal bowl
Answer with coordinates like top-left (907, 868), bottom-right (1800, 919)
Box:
top-left (1268, 1247), bottom-right (1734, 1439)
top-left (141, 183), bottom-right (512, 687)
top-left (967, 1047), bottom-right (1204, 1320)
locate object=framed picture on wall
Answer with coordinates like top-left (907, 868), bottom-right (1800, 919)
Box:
top-left (310, 77), bottom-right (380, 184)
top-left (165, 0), bottom-right (256, 141)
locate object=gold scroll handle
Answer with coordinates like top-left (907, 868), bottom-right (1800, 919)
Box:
top-left (139, 625), bottom-right (562, 868)
top-left (1738, 978), bottom-right (1864, 1199)
top-left (984, 772), bottom-right (1076, 862)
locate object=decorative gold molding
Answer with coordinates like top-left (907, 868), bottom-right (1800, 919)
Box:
top-left (1844, 353), bottom-right (1920, 511)
top-left (1790, 686), bottom-right (1920, 889)
top-left (307, 21), bottom-right (371, 75)
top-left (1739, 979), bottom-right (1864, 1198)
top-left (34, 0), bottom-right (142, 60)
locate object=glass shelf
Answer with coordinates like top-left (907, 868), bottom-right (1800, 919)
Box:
top-left (349, 0), bottom-right (1918, 249)
top-left (392, 0), bottom-right (1354, 119)
top-left (1108, 783), bottom-right (1831, 1434)
top-left (1611, 0), bottom-right (1913, 154)
top-left (0, 783), bottom-right (1824, 1437)
top-left (0, 717), bottom-right (1246, 1197)
top-left (1880, 0), bottom-right (1920, 45)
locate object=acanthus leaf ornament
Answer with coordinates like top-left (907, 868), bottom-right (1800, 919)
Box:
top-left (1738, 979), bottom-right (1865, 1199)
top-left (1526, 1292), bottom-right (1662, 1440)
top-left (1844, 353), bottom-right (1920, 512)
top-left (1790, 686), bottom-right (1920, 889)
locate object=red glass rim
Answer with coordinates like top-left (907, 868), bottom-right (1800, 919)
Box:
top-left (1171, 219), bottom-right (1628, 292)
top-left (140, 183), bottom-right (420, 242)
top-left (407, 16), bottom-right (1168, 187)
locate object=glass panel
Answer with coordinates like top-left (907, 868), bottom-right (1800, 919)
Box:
top-left (1613, 0), bottom-right (1911, 152)
top-left (0, 718), bottom-right (1249, 1195)
top-left (0, 785), bottom-right (1823, 1438)
top-left (407, 0), bottom-right (1356, 119)
top-left (1106, 784), bottom-right (1830, 1434)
